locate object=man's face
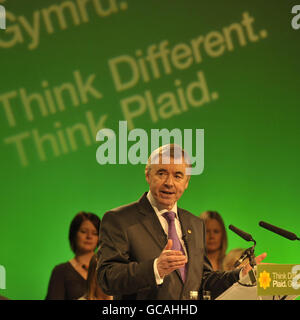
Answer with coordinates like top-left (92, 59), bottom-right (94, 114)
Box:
top-left (145, 157), bottom-right (190, 210)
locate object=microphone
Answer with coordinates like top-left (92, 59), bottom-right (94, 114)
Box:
top-left (229, 225), bottom-right (257, 283)
top-left (182, 233), bottom-right (187, 244)
top-left (229, 224), bottom-right (255, 242)
top-left (259, 221), bottom-right (300, 241)
top-left (229, 224), bottom-right (257, 284)
top-left (82, 264), bottom-right (88, 271)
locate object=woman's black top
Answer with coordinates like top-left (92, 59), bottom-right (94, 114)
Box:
top-left (45, 262), bottom-right (87, 300)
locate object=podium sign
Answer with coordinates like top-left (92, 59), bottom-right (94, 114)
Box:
top-left (257, 264), bottom-right (300, 296)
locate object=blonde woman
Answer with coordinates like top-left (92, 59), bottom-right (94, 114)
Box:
top-left (199, 211), bottom-right (228, 271)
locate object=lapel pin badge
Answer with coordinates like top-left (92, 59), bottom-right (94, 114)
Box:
top-left (187, 229), bottom-right (192, 234)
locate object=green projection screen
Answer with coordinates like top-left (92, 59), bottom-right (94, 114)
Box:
top-left (0, 0), bottom-right (300, 299)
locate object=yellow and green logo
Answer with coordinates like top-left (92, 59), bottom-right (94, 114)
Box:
top-left (258, 270), bottom-right (272, 290)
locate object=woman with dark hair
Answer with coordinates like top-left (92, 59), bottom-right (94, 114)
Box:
top-left (199, 211), bottom-right (228, 271)
top-left (46, 212), bottom-right (100, 300)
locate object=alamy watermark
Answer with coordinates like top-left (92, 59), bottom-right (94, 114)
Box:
top-left (0, 1), bottom-right (6, 30)
top-left (291, 265), bottom-right (300, 290)
top-left (291, 5), bottom-right (300, 30)
top-left (0, 265), bottom-right (6, 290)
top-left (96, 121), bottom-right (204, 175)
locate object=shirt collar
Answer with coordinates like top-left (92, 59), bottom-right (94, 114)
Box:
top-left (146, 191), bottom-right (178, 218)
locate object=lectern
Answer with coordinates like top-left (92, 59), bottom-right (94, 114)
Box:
top-left (215, 281), bottom-right (298, 300)
top-left (216, 264), bottom-right (300, 300)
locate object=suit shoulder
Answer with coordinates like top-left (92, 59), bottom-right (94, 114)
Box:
top-left (102, 199), bottom-right (139, 220)
top-left (179, 208), bottom-right (204, 224)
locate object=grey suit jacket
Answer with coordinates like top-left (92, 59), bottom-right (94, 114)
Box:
top-left (97, 193), bottom-right (239, 300)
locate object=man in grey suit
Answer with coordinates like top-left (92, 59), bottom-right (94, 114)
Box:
top-left (97, 144), bottom-right (266, 299)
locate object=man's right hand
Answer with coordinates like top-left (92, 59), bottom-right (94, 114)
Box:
top-left (156, 239), bottom-right (188, 278)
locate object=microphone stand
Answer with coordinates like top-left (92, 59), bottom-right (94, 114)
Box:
top-left (234, 242), bottom-right (257, 285)
top-left (246, 244), bottom-right (257, 285)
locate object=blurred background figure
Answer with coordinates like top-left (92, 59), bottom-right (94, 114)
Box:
top-left (45, 212), bottom-right (101, 300)
top-left (78, 254), bottom-right (112, 300)
top-left (199, 211), bottom-right (228, 271)
top-left (223, 248), bottom-right (249, 271)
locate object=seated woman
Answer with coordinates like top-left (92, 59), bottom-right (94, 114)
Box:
top-left (46, 212), bottom-right (100, 300)
top-left (78, 254), bottom-right (112, 300)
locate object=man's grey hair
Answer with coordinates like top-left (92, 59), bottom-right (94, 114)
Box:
top-left (145, 144), bottom-right (192, 175)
